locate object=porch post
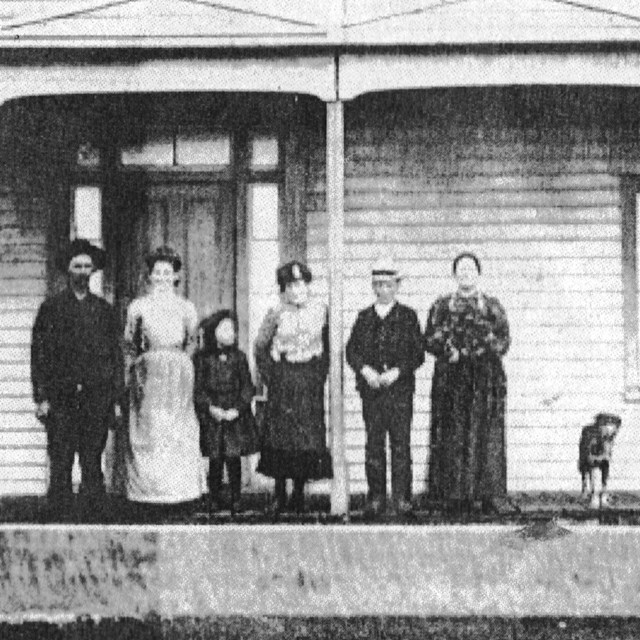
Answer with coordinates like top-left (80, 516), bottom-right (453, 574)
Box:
top-left (327, 99), bottom-right (349, 516)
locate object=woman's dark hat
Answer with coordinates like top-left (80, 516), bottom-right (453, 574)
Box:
top-left (65, 238), bottom-right (106, 271)
top-left (276, 260), bottom-right (312, 292)
top-left (145, 245), bottom-right (182, 273)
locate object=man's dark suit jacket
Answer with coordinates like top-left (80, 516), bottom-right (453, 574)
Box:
top-left (345, 302), bottom-right (424, 398)
top-left (31, 288), bottom-right (123, 406)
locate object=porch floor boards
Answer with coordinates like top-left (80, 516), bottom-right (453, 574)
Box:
top-left (1, 492), bottom-right (640, 525)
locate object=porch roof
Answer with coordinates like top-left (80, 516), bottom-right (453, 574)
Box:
top-left (1, 0), bottom-right (640, 48)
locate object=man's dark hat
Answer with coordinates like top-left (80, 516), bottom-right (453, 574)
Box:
top-left (145, 245), bottom-right (182, 273)
top-left (276, 260), bottom-right (312, 292)
top-left (65, 238), bottom-right (106, 271)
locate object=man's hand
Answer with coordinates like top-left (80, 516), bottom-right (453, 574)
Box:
top-left (114, 403), bottom-right (123, 420)
top-left (361, 365), bottom-right (381, 389)
top-left (448, 347), bottom-right (460, 363)
top-left (35, 400), bottom-right (50, 423)
top-left (379, 367), bottom-right (400, 387)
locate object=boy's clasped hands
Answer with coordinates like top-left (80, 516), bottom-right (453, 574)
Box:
top-left (360, 365), bottom-right (400, 389)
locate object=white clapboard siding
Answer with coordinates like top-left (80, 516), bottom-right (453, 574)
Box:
top-left (0, 188), bottom-right (48, 495)
top-left (307, 89), bottom-right (637, 494)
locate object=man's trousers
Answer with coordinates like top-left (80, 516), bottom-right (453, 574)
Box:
top-left (361, 390), bottom-right (414, 504)
top-left (46, 385), bottom-right (112, 510)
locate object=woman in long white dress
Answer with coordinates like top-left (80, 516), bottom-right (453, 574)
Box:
top-left (124, 246), bottom-right (202, 504)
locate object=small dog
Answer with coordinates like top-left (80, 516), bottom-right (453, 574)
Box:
top-left (578, 412), bottom-right (622, 509)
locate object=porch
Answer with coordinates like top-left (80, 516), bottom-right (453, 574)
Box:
top-left (4, 50), bottom-right (640, 511)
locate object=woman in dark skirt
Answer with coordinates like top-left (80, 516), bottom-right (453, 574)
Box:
top-left (254, 260), bottom-right (332, 514)
top-left (424, 252), bottom-right (510, 515)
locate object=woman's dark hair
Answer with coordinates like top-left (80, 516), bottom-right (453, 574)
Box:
top-left (145, 245), bottom-right (182, 273)
top-left (276, 260), bottom-right (312, 293)
top-left (452, 252), bottom-right (482, 276)
top-left (200, 309), bottom-right (238, 353)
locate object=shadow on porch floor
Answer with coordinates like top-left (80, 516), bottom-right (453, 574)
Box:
top-left (1, 491), bottom-right (640, 525)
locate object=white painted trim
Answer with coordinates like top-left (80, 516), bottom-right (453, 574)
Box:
top-left (327, 100), bottom-right (348, 516)
top-left (339, 51), bottom-right (640, 100)
top-left (0, 56), bottom-right (337, 104)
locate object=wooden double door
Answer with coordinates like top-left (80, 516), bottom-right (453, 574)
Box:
top-left (114, 177), bottom-right (236, 324)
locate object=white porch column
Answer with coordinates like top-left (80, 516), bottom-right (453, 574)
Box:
top-left (327, 99), bottom-right (349, 516)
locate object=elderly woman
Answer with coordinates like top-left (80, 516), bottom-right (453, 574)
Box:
top-left (254, 260), bottom-right (332, 514)
top-left (424, 252), bottom-right (510, 514)
top-left (124, 246), bottom-right (202, 505)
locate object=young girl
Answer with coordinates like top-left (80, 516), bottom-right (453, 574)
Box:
top-left (195, 310), bottom-right (258, 515)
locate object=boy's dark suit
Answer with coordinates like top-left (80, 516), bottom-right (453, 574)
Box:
top-left (346, 302), bottom-right (424, 509)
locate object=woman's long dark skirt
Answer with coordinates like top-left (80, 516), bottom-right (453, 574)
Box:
top-left (428, 354), bottom-right (507, 503)
top-left (257, 357), bottom-right (332, 480)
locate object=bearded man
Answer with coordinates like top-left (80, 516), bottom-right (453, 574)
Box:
top-left (31, 239), bottom-right (122, 520)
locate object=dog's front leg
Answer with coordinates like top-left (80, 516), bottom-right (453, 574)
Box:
top-left (581, 470), bottom-right (590, 500)
top-left (600, 461), bottom-right (611, 508)
top-left (588, 468), bottom-right (600, 509)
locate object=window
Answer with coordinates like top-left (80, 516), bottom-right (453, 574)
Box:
top-left (121, 132), bottom-right (231, 167)
top-left (71, 186), bottom-right (103, 295)
top-left (250, 183), bottom-right (280, 241)
top-left (176, 133), bottom-right (230, 166)
top-left (247, 183), bottom-right (280, 386)
top-left (250, 136), bottom-right (279, 170)
top-left (121, 136), bottom-right (173, 166)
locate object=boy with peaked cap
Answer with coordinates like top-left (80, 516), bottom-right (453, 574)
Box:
top-left (346, 258), bottom-right (424, 517)
top-left (31, 239), bottom-right (123, 521)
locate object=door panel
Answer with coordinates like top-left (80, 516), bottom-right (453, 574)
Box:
top-left (187, 186), bottom-right (235, 317)
top-left (116, 179), bottom-right (235, 321)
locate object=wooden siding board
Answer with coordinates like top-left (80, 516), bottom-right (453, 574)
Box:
top-left (310, 207), bottom-right (622, 227)
top-left (309, 241), bottom-right (623, 261)
top-left (336, 174), bottom-right (621, 193)
top-left (313, 257), bottom-right (623, 278)
top-left (0, 330), bottom-right (32, 345)
top-left (342, 189), bottom-right (619, 210)
top-left (308, 224), bottom-right (620, 244)
top-left (0, 311), bottom-right (36, 329)
top-left (0, 414), bottom-right (43, 431)
top-left (0, 279), bottom-right (46, 296)
top-left (0, 347), bottom-right (30, 363)
top-left (0, 480), bottom-right (45, 495)
top-left (0, 431), bottom-right (47, 448)
top-left (0, 297), bottom-right (42, 311)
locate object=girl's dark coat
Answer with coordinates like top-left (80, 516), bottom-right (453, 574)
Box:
top-left (194, 348), bottom-right (259, 458)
